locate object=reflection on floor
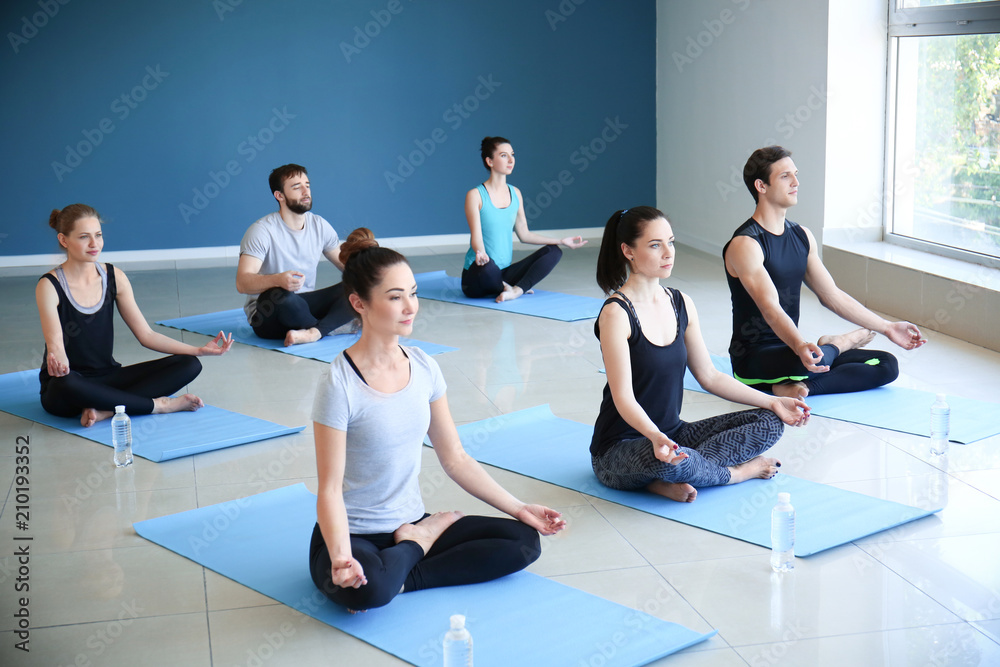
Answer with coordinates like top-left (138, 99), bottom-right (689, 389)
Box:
top-left (1, 243), bottom-right (998, 666)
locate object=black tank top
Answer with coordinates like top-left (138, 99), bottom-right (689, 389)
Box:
top-left (591, 288), bottom-right (688, 457)
top-left (723, 218), bottom-right (809, 362)
top-left (38, 263), bottom-right (120, 388)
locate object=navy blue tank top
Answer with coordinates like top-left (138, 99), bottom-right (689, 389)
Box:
top-left (723, 219), bottom-right (809, 363)
top-left (38, 263), bottom-right (120, 388)
top-left (591, 288), bottom-right (688, 457)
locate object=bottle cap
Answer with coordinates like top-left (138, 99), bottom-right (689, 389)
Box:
top-left (936, 393), bottom-right (947, 402)
top-left (450, 614), bottom-right (465, 630)
top-left (115, 405), bottom-right (126, 414)
top-left (777, 492), bottom-right (790, 503)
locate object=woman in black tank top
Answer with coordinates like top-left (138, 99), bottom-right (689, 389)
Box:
top-left (592, 207), bottom-right (810, 503)
top-left (36, 204), bottom-right (235, 427)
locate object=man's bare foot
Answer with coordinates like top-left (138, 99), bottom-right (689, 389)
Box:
top-left (773, 381), bottom-right (809, 399)
top-left (394, 511), bottom-right (463, 555)
top-left (284, 327), bottom-right (322, 346)
top-left (818, 328), bottom-right (875, 353)
top-left (80, 407), bottom-right (114, 428)
top-left (152, 394), bottom-right (205, 415)
top-left (727, 456), bottom-right (781, 484)
top-left (495, 282), bottom-right (525, 303)
top-left (647, 480), bottom-right (697, 502)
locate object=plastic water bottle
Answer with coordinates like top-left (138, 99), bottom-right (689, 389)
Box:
top-left (930, 394), bottom-right (950, 456)
top-left (443, 614), bottom-right (472, 667)
top-left (770, 492), bottom-right (795, 572)
top-left (112, 405), bottom-right (133, 467)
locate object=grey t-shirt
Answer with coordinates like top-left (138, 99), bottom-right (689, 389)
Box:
top-left (311, 347), bottom-right (447, 534)
top-left (239, 211), bottom-right (340, 320)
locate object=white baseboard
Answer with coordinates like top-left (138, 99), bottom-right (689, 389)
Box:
top-left (0, 228), bottom-right (605, 275)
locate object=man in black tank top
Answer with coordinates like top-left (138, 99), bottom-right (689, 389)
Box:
top-left (722, 146), bottom-right (926, 398)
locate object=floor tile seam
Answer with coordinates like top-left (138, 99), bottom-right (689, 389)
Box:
top-left (203, 566), bottom-right (215, 667)
top-left (1, 609), bottom-right (211, 633)
top-left (582, 496), bottom-right (729, 635)
top-left (206, 600), bottom-right (284, 615)
top-left (852, 550), bottom-right (977, 626)
top-left (11, 482), bottom-right (202, 504)
top-left (0, 470), bottom-right (13, 521)
top-left (544, 564), bottom-right (730, 646)
top-left (852, 539), bottom-right (1000, 624)
top-left (191, 476), bottom-right (317, 497)
top-left (725, 619), bottom-right (981, 650)
top-left (969, 621), bottom-right (1000, 648)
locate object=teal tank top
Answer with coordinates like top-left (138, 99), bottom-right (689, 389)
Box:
top-left (464, 184), bottom-right (519, 270)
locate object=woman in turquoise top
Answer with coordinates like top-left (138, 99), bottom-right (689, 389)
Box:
top-left (461, 136), bottom-right (587, 302)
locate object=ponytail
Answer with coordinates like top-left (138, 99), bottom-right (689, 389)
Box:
top-left (595, 206), bottom-right (664, 294)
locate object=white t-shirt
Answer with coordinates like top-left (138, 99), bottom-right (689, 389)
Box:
top-left (240, 211), bottom-right (340, 320)
top-left (312, 347), bottom-right (447, 534)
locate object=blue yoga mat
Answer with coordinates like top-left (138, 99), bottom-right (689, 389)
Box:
top-left (414, 270), bottom-right (604, 321)
top-left (682, 355), bottom-right (999, 444)
top-left (135, 483), bottom-right (715, 666)
top-left (0, 370), bottom-right (304, 462)
top-left (156, 308), bottom-right (457, 362)
top-left (447, 405), bottom-right (941, 556)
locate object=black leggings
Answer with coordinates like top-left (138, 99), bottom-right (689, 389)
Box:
top-left (734, 344), bottom-right (899, 396)
top-left (39, 355), bottom-right (202, 417)
top-left (250, 284), bottom-right (355, 339)
top-left (461, 245), bottom-right (562, 298)
top-left (309, 514), bottom-right (541, 610)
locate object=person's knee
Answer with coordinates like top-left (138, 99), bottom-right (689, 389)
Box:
top-left (510, 522), bottom-right (542, 568)
top-left (760, 409), bottom-right (786, 440)
top-left (878, 353), bottom-right (900, 384)
top-left (545, 244), bottom-right (563, 260)
top-left (333, 580), bottom-right (399, 610)
top-left (179, 355), bottom-right (202, 377)
top-left (40, 373), bottom-right (87, 416)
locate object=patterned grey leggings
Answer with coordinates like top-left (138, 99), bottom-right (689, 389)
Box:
top-left (592, 409), bottom-right (784, 490)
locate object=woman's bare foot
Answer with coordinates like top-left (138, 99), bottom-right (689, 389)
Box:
top-left (727, 456), bottom-right (781, 484)
top-left (818, 328), bottom-right (875, 352)
top-left (647, 480), bottom-right (697, 502)
top-left (495, 282), bottom-right (525, 303)
top-left (773, 381), bottom-right (809, 399)
top-left (394, 511), bottom-right (463, 554)
top-left (152, 394), bottom-right (205, 415)
top-left (80, 407), bottom-right (114, 428)
top-left (284, 327), bottom-right (322, 346)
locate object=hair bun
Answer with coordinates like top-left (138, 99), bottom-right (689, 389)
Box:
top-left (49, 209), bottom-right (61, 230)
top-left (339, 227), bottom-right (379, 266)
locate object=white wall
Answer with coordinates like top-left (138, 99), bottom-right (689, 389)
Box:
top-left (824, 0), bottom-right (889, 242)
top-left (657, 0), bottom-right (831, 256)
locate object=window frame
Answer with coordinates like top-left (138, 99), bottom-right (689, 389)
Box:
top-left (884, 1), bottom-right (1000, 267)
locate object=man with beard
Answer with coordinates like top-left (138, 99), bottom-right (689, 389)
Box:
top-left (237, 164), bottom-right (354, 346)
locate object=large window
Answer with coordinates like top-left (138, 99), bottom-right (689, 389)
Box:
top-left (887, 2), bottom-right (1000, 264)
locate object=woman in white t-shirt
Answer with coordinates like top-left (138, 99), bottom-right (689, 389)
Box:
top-left (309, 228), bottom-right (565, 611)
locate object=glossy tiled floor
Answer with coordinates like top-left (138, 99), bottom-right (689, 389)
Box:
top-left (1, 243), bottom-right (999, 666)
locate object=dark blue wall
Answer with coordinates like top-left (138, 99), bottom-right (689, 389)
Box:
top-left (1, 0), bottom-right (655, 256)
